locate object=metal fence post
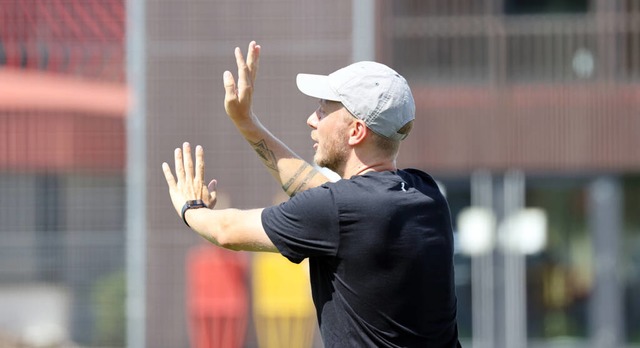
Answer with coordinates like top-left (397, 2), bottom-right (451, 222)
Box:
top-left (126, 0), bottom-right (147, 346)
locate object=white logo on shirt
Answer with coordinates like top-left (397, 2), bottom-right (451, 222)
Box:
top-left (401, 182), bottom-right (407, 192)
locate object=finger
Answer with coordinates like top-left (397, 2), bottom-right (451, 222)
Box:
top-left (246, 41), bottom-right (260, 84)
top-left (194, 145), bottom-right (205, 188)
top-left (174, 147), bottom-right (185, 184)
top-left (235, 46), bottom-right (251, 91)
top-left (162, 162), bottom-right (177, 189)
top-left (183, 142), bottom-right (194, 181)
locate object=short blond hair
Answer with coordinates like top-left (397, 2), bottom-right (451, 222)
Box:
top-left (369, 121), bottom-right (413, 156)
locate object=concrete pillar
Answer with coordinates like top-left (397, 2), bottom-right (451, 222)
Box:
top-left (470, 170), bottom-right (496, 348)
top-left (588, 176), bottom-right (623, 348)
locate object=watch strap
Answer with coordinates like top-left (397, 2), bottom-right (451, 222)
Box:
top-left (181, 199), bottom-right (207, 227)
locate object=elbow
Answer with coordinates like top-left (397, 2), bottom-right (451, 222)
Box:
top-left (216, 236), bottom-right (240, 251)
top-left (202, 208), bottom-right (267, 252)
top-left (216, 237), bottom-right (246, 252)
top-left (212, 211), bottom-right (240, 250)
top-left (212, 225), bottom-right (234, 250)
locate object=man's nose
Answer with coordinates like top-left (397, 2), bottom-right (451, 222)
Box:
top-left (307, 110), bottom-right (319, 129)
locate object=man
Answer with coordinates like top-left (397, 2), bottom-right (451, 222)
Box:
top-left (162, 41), bottom-right (461, 347)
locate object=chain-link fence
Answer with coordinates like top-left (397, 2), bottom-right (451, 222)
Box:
top-left (1, 0), bottom-right (639, 347)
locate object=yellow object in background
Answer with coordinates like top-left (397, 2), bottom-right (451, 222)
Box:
top-left (252, 253), bottom-right (316, 348)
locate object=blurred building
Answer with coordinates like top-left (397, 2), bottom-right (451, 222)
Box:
top-left (0, 0), bottom-right (638, 347)
top-left (379, 1), bottom-right (640, 348)
top-left (0, 0), bottom-right (127, 346)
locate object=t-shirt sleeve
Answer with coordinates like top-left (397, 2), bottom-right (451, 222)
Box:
top-left (261, 185), bottom-right (340, 264)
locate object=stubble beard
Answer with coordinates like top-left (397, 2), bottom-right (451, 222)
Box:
top-left (314, 137), bottom-right (348, 175)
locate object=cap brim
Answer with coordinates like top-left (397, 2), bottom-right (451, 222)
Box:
top-left (296, 74), bottom-right (340, 101)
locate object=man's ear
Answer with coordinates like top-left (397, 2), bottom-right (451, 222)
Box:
top-left (348, 120), bottom-right (368, 146)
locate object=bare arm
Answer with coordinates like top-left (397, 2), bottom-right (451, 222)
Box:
top-left (162, 143), bottom-right (277, 252)
top-left (223, 41), bottom-right (330, 196)
top-left (184, 207), bottom-right (276, 252)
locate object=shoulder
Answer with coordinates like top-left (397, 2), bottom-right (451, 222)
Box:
top-left (310, 169), bottom-right (443, 202)
top-left (398, 168), bottom-right (437, 185)
top-left (343, 169), bottom-right (439, 190)
top-left (397, 168), bottom-right (444, 194)
top-left (262, 185), bottom-right (339, 234)
top-left (269, 184), bottom-right (336, 215)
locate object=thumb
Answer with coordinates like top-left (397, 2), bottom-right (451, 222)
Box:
top-left (207, 179), bottom-right (217, 192)
top-left (206, 179), bottom-right (218, 208)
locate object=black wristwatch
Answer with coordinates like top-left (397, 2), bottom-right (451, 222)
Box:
top-left (181, 199), bottom-right (207, 227)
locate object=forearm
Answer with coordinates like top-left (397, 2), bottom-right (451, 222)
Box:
top-left (184, 207), bottom-right (277, 252)
top-left (233, 115), bottom-right (330, 196)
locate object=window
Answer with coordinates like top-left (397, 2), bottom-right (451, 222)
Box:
top-left (505, 0), bottom-right (589, 15)
top-left (392, 0), bottom-right (487, 17)
top-left (393, 36), bottom-right (488, 83)
top-left (35, 174), bottom-right (64, 282)
top-left (506, 33), bottom-right (597, 82)
top-left (618, 23), bottom-right (640, 80)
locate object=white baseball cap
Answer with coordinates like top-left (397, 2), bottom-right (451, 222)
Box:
top-left (296, 61), bottom-right (416, 141)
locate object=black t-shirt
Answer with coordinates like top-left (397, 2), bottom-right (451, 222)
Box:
top-left (261, 169), bottom-right (460, 348)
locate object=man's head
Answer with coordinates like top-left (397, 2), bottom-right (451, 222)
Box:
top-left (296, 62), bottom-right (415, 174)
top-left (296, 61), bottom-right (415, 141)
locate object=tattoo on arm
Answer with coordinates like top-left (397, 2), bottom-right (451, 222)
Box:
top-left (251, 139), bottom-right (278, 171)
top-left (282, 163), bottom-right (310, 193)
top-left (290, 167), bottom-right (319, 196)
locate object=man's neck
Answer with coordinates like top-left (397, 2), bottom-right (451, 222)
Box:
top-left (342, 160), bottom-right (396, 179)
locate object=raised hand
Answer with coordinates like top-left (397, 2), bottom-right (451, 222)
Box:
top-left (162, 142), bottom-right (217, 217)
top-left (223, 41), bottom-right (261, 126)
top-left (221, 40), bottom-right (330, 195)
